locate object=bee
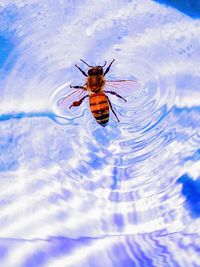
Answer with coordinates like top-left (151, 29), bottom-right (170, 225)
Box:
top-left (58, 59), bottom-right (139, 126)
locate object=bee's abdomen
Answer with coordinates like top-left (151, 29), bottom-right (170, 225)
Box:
top-left (89, 93), bottom-right (109, 126)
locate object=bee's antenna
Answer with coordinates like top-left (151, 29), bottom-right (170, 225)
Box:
top-left (102, 61), bottom-right (107, 67)
top-left (80, 59), bottom-right (93, 68)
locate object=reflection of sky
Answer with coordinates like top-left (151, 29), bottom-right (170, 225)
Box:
top-left (0, 6), bottom-right (18, 71)
top-left (154, 0), bottom-right (200, 18)
top-left (0, 0), bottom-right (200, 266)
top-left (0, 36), bottom-right (13, 67)
top-left (1, 229), bottom-right (200, 266)
top-left (178, 174), bottom-right (200, 218)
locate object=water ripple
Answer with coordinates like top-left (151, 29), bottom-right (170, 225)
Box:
top-left (0, 4), bottom-right (200, 267)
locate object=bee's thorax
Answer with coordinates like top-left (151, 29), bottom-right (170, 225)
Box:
top-left (87, 75), bottom-right (105, 92)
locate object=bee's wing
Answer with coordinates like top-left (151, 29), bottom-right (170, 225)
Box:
top-left (104, 79), bottom-right (141, 99)
top-left (57, 88), bottom-right (88, 114)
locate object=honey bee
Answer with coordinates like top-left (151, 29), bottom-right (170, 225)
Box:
top-left (58, 59), bottom-right (139, 126)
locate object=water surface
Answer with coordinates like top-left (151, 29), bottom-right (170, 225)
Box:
top-left (0, 0), bottom-right (200, 266)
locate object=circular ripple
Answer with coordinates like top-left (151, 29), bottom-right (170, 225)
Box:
top-left (0, 1), bottom-right (199, 239)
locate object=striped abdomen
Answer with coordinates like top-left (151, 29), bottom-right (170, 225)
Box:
top-left (89, 93), bottom-right (109, 126)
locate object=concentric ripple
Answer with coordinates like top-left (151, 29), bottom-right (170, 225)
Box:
top-left (48, 52), bottom-right (179, 234)
top-left (0, 0), bottom-right (200, 244)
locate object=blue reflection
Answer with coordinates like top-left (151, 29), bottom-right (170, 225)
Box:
top-left (112, 243), bottom-right (136, 267)
top-left (0, 112), bottom-right (57, 122)
top-left (186, 149), bottom-right (200, 162)
top-left (23, 250), bottom-right (47, 267)
top-left (113, 213), bottom-right (125, 229)
top-left (178, 174), bottom-right (200, 218)
top-left (0, 5), bottom-right (18, 73)
top-left (153, 0), bottom-right (200, 18)
top-left (0, 36), bottom-right (15, 68)
top-left (22, 237), bottom-right (92, 267)
top-left (0, 245), bottom-right (7, 261)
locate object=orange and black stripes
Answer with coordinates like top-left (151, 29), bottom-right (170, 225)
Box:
top-left (89, 93), bottom-right (109, 126)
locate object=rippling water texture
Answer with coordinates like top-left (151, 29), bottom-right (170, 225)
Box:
top-left (0, 0), bottom-right (200, 266)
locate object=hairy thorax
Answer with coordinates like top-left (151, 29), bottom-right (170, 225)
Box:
top-left (87, 75), bottom-right (105, 92)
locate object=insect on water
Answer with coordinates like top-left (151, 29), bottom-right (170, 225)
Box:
top-left (58, 59), bottom-right (139, 126)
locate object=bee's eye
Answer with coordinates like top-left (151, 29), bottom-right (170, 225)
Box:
top-left (88, 69), bottom-right (93, 75)
top-left (88, 67), bottom-right (103, 75)
top-left (98, 68), bottom-right (103, 75)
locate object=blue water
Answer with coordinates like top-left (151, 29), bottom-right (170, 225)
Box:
top-left (0, 1), bottom-right (200, 266)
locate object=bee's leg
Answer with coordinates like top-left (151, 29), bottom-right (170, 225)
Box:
top-left (70, 85), bottom-right (86, 89)
top-left (106, 96), bottom-right (120, 122)
top-left (69, 95), bottom-right (89, 109)
top-left (103, 59), bottom-right (115, 76)
top-left (105, 91), bottom-right (126, 102)
top-left (75, 64), bottom-right (88, 77)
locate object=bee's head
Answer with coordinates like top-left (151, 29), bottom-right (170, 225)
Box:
top-left (88, 66), bottom-right (103, 76)
top-left (79, 59), bottom-right (107, 76)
